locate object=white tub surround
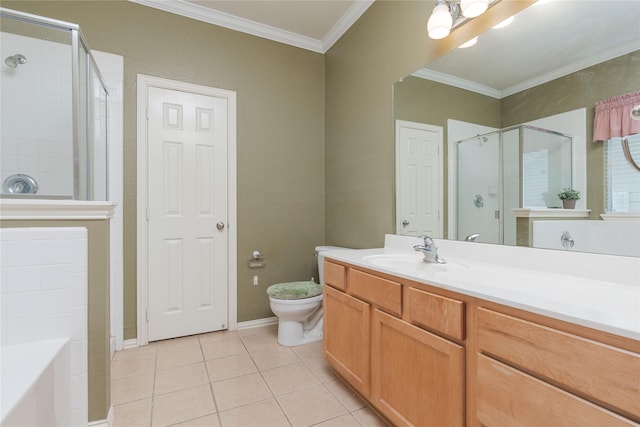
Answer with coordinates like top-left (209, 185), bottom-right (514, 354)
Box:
top-left (1, 339), bottom-right (71, 426)
top-left (533, 220), bottom-right (640, 257)
top-left (323, 234), bottom-right (640, 340)
top-left (0, 227), bottom-right (88, 426)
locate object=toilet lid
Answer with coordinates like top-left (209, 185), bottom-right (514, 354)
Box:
top-left (266, 281), bottom-right (322, 300)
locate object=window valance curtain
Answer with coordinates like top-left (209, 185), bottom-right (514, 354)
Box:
top-left (593, 91), bottom-right (640, 142)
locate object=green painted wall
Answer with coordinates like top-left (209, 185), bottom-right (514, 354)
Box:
top-left (394, 76), bottom-right (502, 235)
top-left (324, 0), bottom-right (532, 248)
top-left (3, 1), bottom-right (326, 343)
top-left (501, 51), bottom-right (640, 219)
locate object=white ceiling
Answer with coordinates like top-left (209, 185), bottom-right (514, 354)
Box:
top-left (128, 0), bottom-right (374, 53)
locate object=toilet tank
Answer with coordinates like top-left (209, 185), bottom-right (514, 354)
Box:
top-left (315, 246), bottom-right (349, 285)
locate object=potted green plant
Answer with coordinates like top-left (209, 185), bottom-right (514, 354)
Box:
top-left (558, 188), bottom-right (580, 209)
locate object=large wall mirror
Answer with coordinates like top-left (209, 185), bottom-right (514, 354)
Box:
top-left (393, 0), bottom-right (640, 256)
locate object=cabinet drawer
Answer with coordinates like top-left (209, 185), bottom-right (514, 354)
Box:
top-left (478, 308), bottom-right (640, 420)
top-left (349, 269), bottom-right (402, 317)
top-left (477, 355), bottom-right (636, 427)
top-left (405, 287), bottom-right (465, 341)
top-left (323, 260), bottom-right (346, 291)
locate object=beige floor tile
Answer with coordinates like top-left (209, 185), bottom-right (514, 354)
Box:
top-left (206, 353), bottom-right (257, 382)
top-left (291, 341), bottom-right (323, 361)
top-left (277, 383), bottom-right (348, 427)
top-left (111, 354), bottom-right (156, 380)
top-left (112, 344), bottom-right (157, 362)
top-left (111, 372), bottom-right (154, 405)
top-left (151, 384), bottom-right (216, 426)
top-left (211, 372), bottom-right (274, 412)
top-left (304, 357), bottom-right (337, 383)
top-left (198, 330), bottom-right (239, 345)
top-left (313, 413), bottom-right (363, 427)
top-left (240, 332), bottom-right (281, 352)
top-left (351, 407), bottom-right (389, 427)
top-left (155, 335), bottom-right (200, 353)
top-left (201, 338), bottom-right (246, 360)
top-left (112, 398), bottom-right (152, 427)
top-left (236, 325), bottom-right (277, 338)
top-left (324, 378), bottom-right (366, 411)
top-left (261, 362), bottom-right (320, 396)
top-left (218, 398), bottom-right (290, 427)
top-left (173, 414), bottom-right (221, 427)
top-left (156, 345), bottom-right (204, 371)
top-left (250, 345), bottom-right (300, 371)
top-left (154, 362), bottom-right (209, 395)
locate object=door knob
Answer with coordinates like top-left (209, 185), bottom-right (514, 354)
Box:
top-left (216, 222), bottom-right (225, 230)
top-left (402, 220), bottom-right (410, 226)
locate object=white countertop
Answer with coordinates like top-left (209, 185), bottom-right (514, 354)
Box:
top-left (323, 234), bottom-right (640, 341)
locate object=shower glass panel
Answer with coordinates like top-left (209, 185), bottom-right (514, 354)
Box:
top-left (457, 134), bottom-right (501, 244)
top-left (456, 125), bottom-right (572, 245)
top-left (0, 8), bottom-right (108, 200)
top-left (521, 126), bottom-right (572, 208)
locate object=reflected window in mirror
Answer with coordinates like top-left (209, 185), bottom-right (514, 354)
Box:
top-left (606, 134), bottom-right (640, 213)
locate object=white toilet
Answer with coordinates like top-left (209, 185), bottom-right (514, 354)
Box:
top-left (267, 246), bottom-right (347, 346)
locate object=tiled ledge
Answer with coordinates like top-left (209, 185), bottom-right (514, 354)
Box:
top-left (600, 213), bottom-right (640, 221)
top-left (0, 199), bottom-right (117, 220)
top-left (512, 208), bottom-right (590, 218)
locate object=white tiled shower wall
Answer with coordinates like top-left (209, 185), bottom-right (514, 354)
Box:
top-left (1, 33), bottom-right (74, 197)
top-left (0, 227), bottom-right (88, 425)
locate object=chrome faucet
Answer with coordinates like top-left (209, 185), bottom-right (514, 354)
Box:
top-left (465, 233), bottom-right (480, 242)
top-left (413, 235), bottom-right (447, 264)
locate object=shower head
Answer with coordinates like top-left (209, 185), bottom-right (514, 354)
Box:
top-left (4, 54), bottom-right (27, 69)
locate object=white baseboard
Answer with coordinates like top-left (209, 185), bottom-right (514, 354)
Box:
top-left (88, 405), bottom-right (113, 427)
top-left (237, 316), bottom-right (278, 330)
top-left (122, 338), bottom-right (139, 350)
top-left (110, 336), bottom-right (116, 360)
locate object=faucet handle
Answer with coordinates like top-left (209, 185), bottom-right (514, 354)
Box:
top-left (417, 234), bottom-right (435, 247)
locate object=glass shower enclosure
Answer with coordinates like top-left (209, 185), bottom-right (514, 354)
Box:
top-left (1, 8), bottom-right (108, 200)
top-left (456, 125), bottom-right (573, 245)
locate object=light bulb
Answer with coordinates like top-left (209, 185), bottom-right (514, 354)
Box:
top-left (459, 37), bottom-right (478, 48)
top-left (492, 16), bottom-right (514, 29)
top-left (461, 0), bottom-right (489, 18)
top-left (427, 4), bottom-right (453, 40)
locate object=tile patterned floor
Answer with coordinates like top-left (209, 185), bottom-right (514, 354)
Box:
top-left (111, 325), bottom-right (390, 426)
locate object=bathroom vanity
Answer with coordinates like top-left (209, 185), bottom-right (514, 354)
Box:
top-left (322, 235), bottom-right (640, 427)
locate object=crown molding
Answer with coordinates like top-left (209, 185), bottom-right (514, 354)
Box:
top-left (412, 68), bottom-right (502, 99)
top-left (128, 0), bottom-right (373, 54)
top-left (414, 40), bottom-right (640, 100)
top-left (321, 0), bottom-right (374, 52)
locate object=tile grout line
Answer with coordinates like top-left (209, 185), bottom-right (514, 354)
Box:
top-left (199, 333), bottom-right (224, 427)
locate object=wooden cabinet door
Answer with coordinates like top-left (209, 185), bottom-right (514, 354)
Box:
top-left (323, 285), bottom-right (371, 397)
top-left (371, 309), bottom-right (465, 427)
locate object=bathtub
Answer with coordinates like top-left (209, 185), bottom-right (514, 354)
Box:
top-left (532, 220), bottom-right (640, 257)
top-left (1, 338), bottom-right (71, 427)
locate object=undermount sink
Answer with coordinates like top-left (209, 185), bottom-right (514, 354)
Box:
top-left (362, 253), bottom-right (468, 274)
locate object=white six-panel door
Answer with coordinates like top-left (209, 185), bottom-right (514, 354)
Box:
top-left (147, 87), bottom-right (228, 341)
top-left (396, 120), bottom-right (443, 237)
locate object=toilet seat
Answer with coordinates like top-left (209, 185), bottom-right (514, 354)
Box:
top-left (266, 281), bottom-right (322, 300)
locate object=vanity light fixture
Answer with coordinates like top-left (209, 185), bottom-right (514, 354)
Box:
top-left (427, 0), bottom-right (494, 40)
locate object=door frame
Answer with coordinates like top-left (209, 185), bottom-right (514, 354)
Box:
top-left (395, 120), bottom-right (444, 237)
top-left (136, 74), bottom-right (237, 345)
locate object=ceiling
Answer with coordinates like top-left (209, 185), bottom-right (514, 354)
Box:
top-left (128, 0), bottom-right (374, 53)
top-left (416, 0), bottom-right (640, 98)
